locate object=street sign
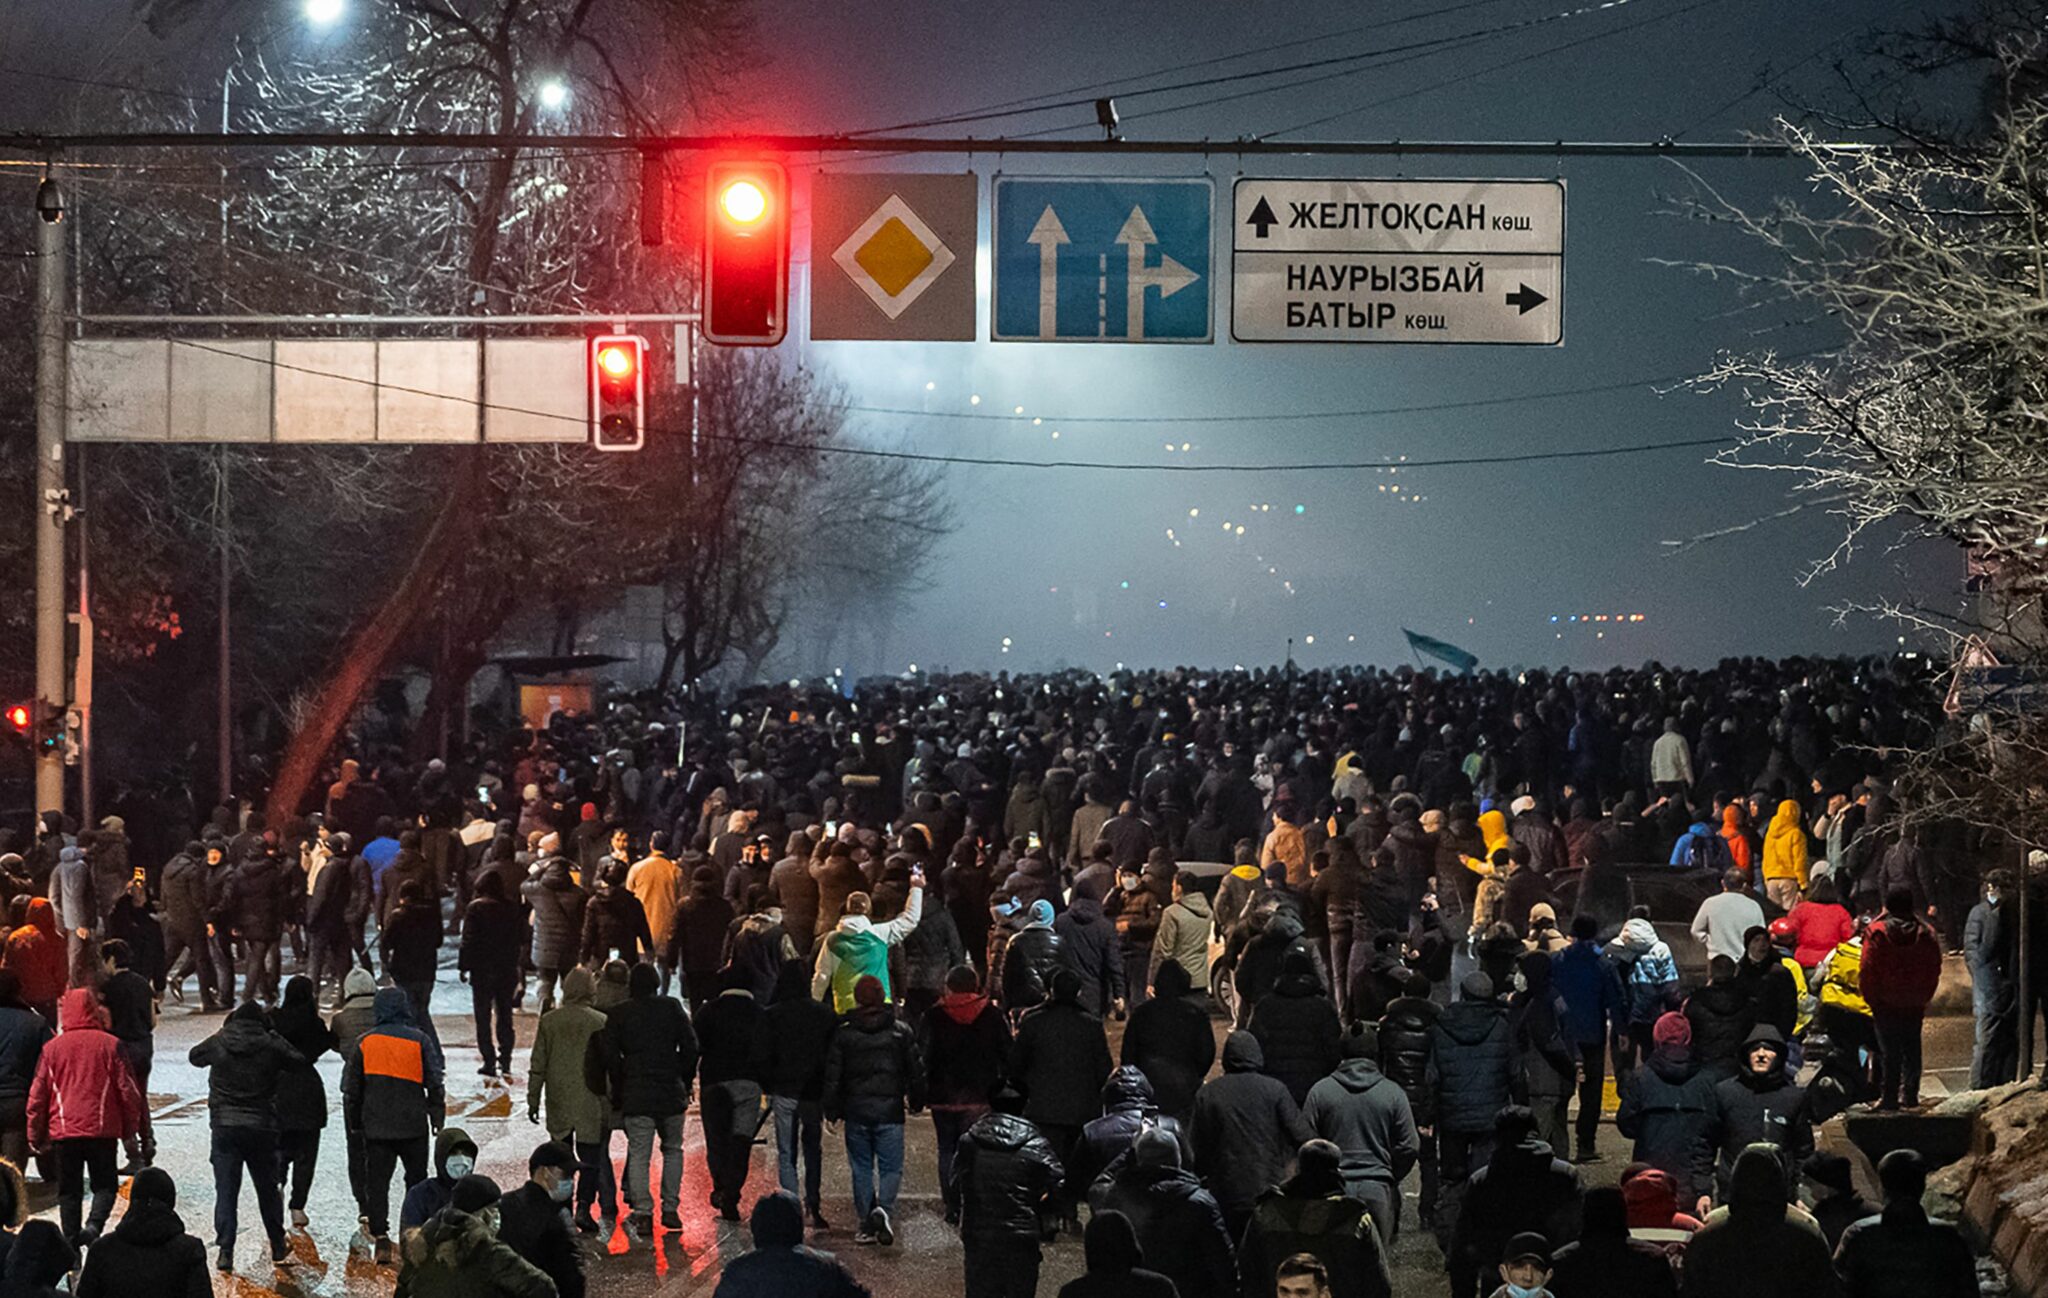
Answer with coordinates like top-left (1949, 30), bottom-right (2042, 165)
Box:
top-left (992, 177), bottom-right (1212, 342)
top-left (1231, 178), bottom-right (1564, 345)
top-left (811, 172), bottom-right (976, 341)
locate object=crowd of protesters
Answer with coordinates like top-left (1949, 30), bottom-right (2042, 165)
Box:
top-left (0, 653), bottom-right (2003, 1298)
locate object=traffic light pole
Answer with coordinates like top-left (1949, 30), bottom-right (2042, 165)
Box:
top-left (32, 176), bottom-right (68, 820)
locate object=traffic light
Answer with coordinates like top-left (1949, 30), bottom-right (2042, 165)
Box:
top-left (4, 705), bottom-right (28, 736)
top-left (702, 160), bottom-right (789, 346)
top-left (589, 335), bottom-right (646, 453)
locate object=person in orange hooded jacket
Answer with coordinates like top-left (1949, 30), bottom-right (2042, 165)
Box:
top-left (4, 899), bottom-right (67, 1020)
top-left (1717, 806), bottom-right (1754, 877)
top-left (27, 986), bottom-right (142, 1244)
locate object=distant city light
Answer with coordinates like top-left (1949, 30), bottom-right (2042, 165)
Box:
top-left (924, 381), bottom-right (935, 391)
top-left (1305, 635), bottom-right (1315, 645)
top-left (303, 0), bottom-right (344, 24)
top-left (1014, 405), bottom-right (1025, 415)
top-left (1189, 508), bottom-right (1199, 517)
top-left (537, 79), bottom-right (569, 110)
top-left (970, 394), bottom-right (981, 405)
top-left (1158, 601), bottom-right (1168, 609)
top-left (1294, 504), bottom-right (1306, 514)
top-left (1120, 580), bottom-right (1130, 589)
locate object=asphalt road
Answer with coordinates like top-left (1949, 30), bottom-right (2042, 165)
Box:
top-left (31, 954), bottom-right (1984, 1298)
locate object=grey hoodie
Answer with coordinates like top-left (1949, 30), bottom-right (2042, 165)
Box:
top-left (1300, 1055), bottom-right (1421, 1196)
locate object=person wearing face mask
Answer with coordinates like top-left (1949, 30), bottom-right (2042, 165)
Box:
top-left (395, 1175), bottom-right (553, 1298)
top-left (1489, 1233), bottom-right (1557, 1298)
top-left (496, 1142), bottom-right (587, 1298)
top-left (399, 1127), bottom-right (478, 1235)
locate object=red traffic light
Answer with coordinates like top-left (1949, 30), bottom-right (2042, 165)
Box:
top-left (4, 705), bottom-right (28, 733)
top-left (589, 335), bottom-right (647, 454)
top-left (702, 160), bottom-right (789, 346)
top-left (596, 343), bottom-right (637, 380)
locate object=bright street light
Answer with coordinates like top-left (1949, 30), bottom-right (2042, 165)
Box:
top-left (537, 79), bottom-right (569, 111)
top-left (303, 0), bottom-right (344, 26)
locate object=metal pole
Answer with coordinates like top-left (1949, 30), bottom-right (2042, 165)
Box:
top-left (2022, 837), bottom-right (2035, 1080)
top-left (76, 443), bottom-right (91, 828)
top-left (218, 451), bottom-right (232, 806)
top-left (33, 174), bottom-right (68, 820)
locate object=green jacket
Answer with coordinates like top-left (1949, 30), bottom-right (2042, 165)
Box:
top-left (394, 1208), bottom-right (554, 1298)
top-left (1150, 892), bottom-right (1214, 990)
top-left (527, 967), bottom-right (607, 1141)
top-left (811, 888), bottom-right (924, 1012)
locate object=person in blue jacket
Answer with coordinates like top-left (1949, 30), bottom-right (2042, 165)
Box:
top-left (1549, 914), bottom-right (1623, 1165)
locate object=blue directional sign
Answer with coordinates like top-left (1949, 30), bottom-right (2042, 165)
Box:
top-left (992, 178), bottom-right (1213, 343)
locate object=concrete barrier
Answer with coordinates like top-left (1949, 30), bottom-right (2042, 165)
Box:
top-left (1928, 1082), bottom-right (2048, 1294)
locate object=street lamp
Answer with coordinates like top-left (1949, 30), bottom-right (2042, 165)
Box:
top-left (303, 0), bottom-right (344, 26)
top-left (538, 79), bottom-right (569, 111)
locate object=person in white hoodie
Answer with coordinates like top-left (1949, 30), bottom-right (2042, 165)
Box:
top-left (812, 871), bottom-right (926, 1012)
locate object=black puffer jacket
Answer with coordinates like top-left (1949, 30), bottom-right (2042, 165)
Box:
top-left (603, 991), bottom-right (699, 1118)
top-left (1185, 1032), bottom-right (1314, 1218)
top-left (1053, 897), bottom-right (1124, 1016)
top-left (1374, 815), bottom-right (1436, 909)
top-left (223, 854), bottom-right (286, 942)
top-left (188, 1002), bottom-right (304, 1131)
top-left (1097, 1162), bottom-right (1237, 1298)
top-left (159, 850), bottom-right (208, 935)
top-left (1684, 980), bottom-right (1756, 1081)
top-left (271, 986), bottom-right (335, 1132)
top-left (1000, 923), bottom-right (1063, 1013)
top-left (901, 902), bottom-right (966, 997)
top-left (950, 1112), bottom-right (1065, 1246)
top-left (1425, 998), bottom-right (1515, 1135)
top-left (921, 991), bottom-right (1010, 1108)
top-left (1377, 994), bottom-right (1441, 1122)
top-left (1071, 1066), bottom-right (1187, 1194)
top-left (73, 1198), bottom-right (209, 1298)
top-left (1248, 954), bottom-right (1342, 1105)
top-left (522, 858), bottom-right (586, 970)
top-left (822, 1004), bottom-right (920, 1125)
top-left (579, 884), bottom-right (655, 966)
top-left (1615, 1047), bottom-right (1716, 1205)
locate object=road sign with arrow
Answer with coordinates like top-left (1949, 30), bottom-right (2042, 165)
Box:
top-left (993, 178), bottom-right (1213, 343)
top-left (1230, 177), bottom-right (1564, 345)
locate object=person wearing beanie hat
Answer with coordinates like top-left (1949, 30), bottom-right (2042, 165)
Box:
top-left (1096, 1115), bottom-right (1236, 1298)
top-left (1615, 1010), bottom-right (1717, 1211)
top-left (810, 863), bottom-right (927, 1015)
top-left (1301, 1020), bottom-right (1418, 1245)
top-left (74, 1165), bottom-right (210, 1298)
top-left (823, 975), bottom-right (919, 1246)
top-left (400, 1174), bottom-right (555, 1298)
top-left (712, 1191), bottom-right (869, 1298)
top-left (1425, 967), bottom-right (1515, 1245)
top-left (997, 890), bottom-right (1063, 1017)
top-left (1802, 1150), bottom-right (1877, 1251)
top-left (520, 848), bottom-right (586, 1015)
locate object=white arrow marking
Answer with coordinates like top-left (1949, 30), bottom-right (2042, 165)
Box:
top-left (1115, 205), bottom-right (1200, 339)
top-left (1026, 206), bottom-right (1070, 339)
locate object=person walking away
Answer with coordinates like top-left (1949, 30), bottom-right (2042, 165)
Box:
top-left (381, 881), bottom-right (444, 1055)
top-left (520, 849), bottom-right (585, 1015)
top-left (94, 941), bottom-right (154, 1173)
top-left (951, 1089), bottom-right (1065, 1298)
top-left (1096, 1126), bottom-right (1237, 1298)
top-left (1759, 800), bottom-right (1810, 913)
top-left (1802, 1152), bottom-right (1876, 1252)
top-left (900, 876), bottom-right (966, 1025)
top-left (159, 842), bottom-right (220, 1010)
top-left (3, 900), bottom-right (65, 1023)
top-left (812, 871), bottom-right (927, 1013)
top-left (625, 833), bottom-right (684, 991)
top-left (664, 865), bottom-right (736, 1016)
top-left (1509, 950), bottom-right (1579, 1159)
top-left (1302, 1022), bottom-right (1418, 1243)
top-left (226, 845), bottom-right (287, 1005)
top-left (999, 898), bottom-right (1064, 1018)
top-left (1053, 880), bottom-right (1124, 1020)
top-left (709, 1190), bottom-right (871, 1298)
top-left (1689, 871), bottom-right (1765, 966)
top-left (188, 1000), bottom-right (299, 1272)
top-left (696, 968), bottom-right (766, 1221)
top-left (103, 877), bottom-right (164, 999)
top-left (1069, 1065), bottom-right (1185, 1198)
top-left (1965, 870), bottom-right (2018, 1088)
top-left (393, 1174), bottom-right (553, 1298)
top-left (920, 963), bottom-right (1010, 1225)
top-left (1238, 1138), bottom-right (1392, 1298)
top-left (1151, 866), bottom-right (1215, 997)
top-left (526, 965), bottom-right (612, 1234)
top-left (1447, 1108), bottom-right (1583, 1298)
top-left (1684, 956), bottom-right (1757, 1082)
top-left (458, 873), bottom-right (523, 1081)
top-left (399, 1127), bottom-right (478, 1233)
top-left (601, 962), bottom-right (698, 1246)
top-left (1832, 1148), bottom-right (1974, 1298)
top-left (1121, 958), bottom-right (1214, 1120)
top-left (305, 832), bottom-right (355, 1007)
top-left (1702, 1025), bottom-right (1812, 1214)
top-left (759, 960), bottom-right (837, 1230)
top-left (1425, 972), bottom-right (1516, 1246)
top-left (1187, 1030), bottom-right (1312, 1243)
top-left (1057, 1210), bottom-right (1179, 1298)
top-left (1550, 914), bottom-right (1623, 1163)
top-left (496, 1141), bottom-right (587, 1298)
top-left (823, 975), bottom-right (920, 1246)
top-left (0, 974), bottom-right (50, 1173)
top-left (1678, 1145), bottom-right (1835, 1298)
top-left (341, 986), bottom-right (446, 1265)
top-left (1008, 968), bottom-right (1113, 1227)
top-left (271, 976), bottom-right (334, 1230)
top-left (49, 847), bottom-right (95, 992)
top-left (330, 966), bottom-right (380, 1253)
top-left (1249, 948), bottom-right (1342, 1106)
top-left (1615, 1012), bottom-right (1717, 1211)
top-left (73, 1167), bottom-right (208, 1298)
top-left (580, 861), bottom-right (655, 968)
top-left (1861, 887), bottom-right (1942, 1110)
top-left (27, 987), bottom-right (140, 1248)
top-left (1546, 1184), bottom-right (1675, 1298)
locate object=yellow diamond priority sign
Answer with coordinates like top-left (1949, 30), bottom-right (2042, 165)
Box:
top-left (812, 173), bottom-right (975, 340)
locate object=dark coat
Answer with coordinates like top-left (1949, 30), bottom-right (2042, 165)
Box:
top-left (224, 854), bottom-right (287, 942)
top-left (822, 1005), bottom-right (920, 1125)
top-left (1377, 995), bottom-right (1440, 1119)
top-left (603, 992), bottom-right (700, 1118)
top-left (901, 903), bottom-right (966, 996)
top-left (0, 1006), bottom-right (51, 1102)
top-left (1832, 1203), bottom-right (1976, 1298)
top-left (1301, 1057), bottom-right (1419, 1200)
top-left (158, 852), bottom-right (208, 936)
top-left (522, 859), bottom-right (586, 970)
top-left (1054, 898), bottom-right (1125, 1016)
top-left (497, 1181), bottom-right (585, 1298)
top-left (695, 990), bottom-right (764, 1088)
top-left (1615, 1048), bottom-right (1717, 1205)
top-left (1011, 997), bottom-right (1114, 1128)
top-left (950, 1112), bottom-right (1065, 1246)
top-left (1448, 1138), bottom-right (1583, 1294)
top-left (920, 991), bottom-right (1010, 1109)
top-left (1097, 1163), bottom-right (1236, 1298)
top-left (1548, 1235), bottom-right (1677, 1298)
top-left (580, 886), bottom-right (655, 966)
top-left (271, 993), bottom-right (336, 1132)
top-left (1001, 923), bottom-right (1064, 1013)
top-left (381, 897), bottom-right (444, 985)
top-left (1238, 1182), bottom-right (1393, 1298)
top-left (73, 1200), bottom-right (209, 1298)
top-left (757, 983), bottom-right (840, 1103)
top-left (457, 895), bottom-right (524, 987)
top-left (1248, 963), bottom-right (1343, 1106)
top-left (189, 1005), bottom-right (304, 1130)
top-left (1425, 999), bottom-right (1515, 1135)
top-left (1186, 1032), bottom-right (1313, 1217)
top-left (667, 885), bottom-right (736, 976)
top-left (1120, 967), bottom-right (1216, 1117)
top-left (1708, 1058), bottom-right (1814, 1195)
top-left (1684, 981), bottom-right (1756, 1080)
top-left (1071, 1067), bottom-right (1188, 1195)
top-left (768, 856), bottom-right (821, 954)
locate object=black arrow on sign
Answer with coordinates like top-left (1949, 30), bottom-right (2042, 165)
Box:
top-left (1246, 196), bottom-right (1278, 239)
top-left (1505, 283), bottom-right (1548, 314)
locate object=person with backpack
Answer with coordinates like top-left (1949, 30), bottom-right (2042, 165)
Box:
top-left (1669, 819), bottom-right (1733, 874)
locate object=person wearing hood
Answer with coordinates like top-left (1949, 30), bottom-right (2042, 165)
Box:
top-left (999, 897), bottom-right (1063, 1016)
top-left (602, 961), bottom-right (699, 1244)
top-left (695, 967), bottom-right (767, 1221)
top-left (1448, 1107), bottom-right (1583, 1298)
top-left (271, 976), bottom-right (335, 1229)
top-left (1096, 1126), bottom-right (1235, 1298)
top-left (823, 975), bottom-right (920, 1247)
top-left (1250, 948), bottom-right (1343, 1106)
top-left (1184, 1029), bottom-right (1313, 1242)
top-left (1010, 968), bottom-right (1114, 1222)
top-left (1301, 1022), bottom-right (1418, 1243)
top-left (160, 841), bottom-right (221, 1011)
top-left (760, 961), bottom-right (837, 1230)
top-left (73, 1167), bottom-right (207, 1298)
top-left (1759, 800), bottom-right (1810, 912)
top-left (526, 965), bottom-right (612, 1233)
top-left (1235, 1136), bottom-right (1391, 1298)
top-left (580, 861), bottom-right (656, 969)
top-left (1054, 882), bottom-right (1126, 1019)
top-left (1523, 904), bottom-right (1569, 955)
top-left (1678, 1145), bottom-right (1836, 1298)
top-left (1670, 819), bottom-right (1734, 872)
top-left (2, 900), bottom-right (64, 1023)
top-left (1230, 897), bottom-right (1316, 1029)
top-left (48, 847), bottom-right (96, 991)
top-left (400, 1127), bottom-right (479, 1235)
top-left (770, 833), bottom-right (824, 966)
top-left (811, 869), bottom-right (927, 1013)
top-left (189, 1000), bottom-right (301, 1270)
top-left (497, 1142), bottom-right (588, 1298)
top-left (1860, 887), bottom-right (1942, 1111)
top-left (809, 843), bottom-right (868, 943)
top-left (1152, 867), bottom-right (1215, 996)
top-left (1070, 1065), bottom-right (1188, 1198)
top-left (1057, 1208), bottom-right (1178, 1298)
top-left (27, 987), bottom-right (141, 1248)
top-left (1608, 915), bottom-right (1680, 1072)
top-left (343, 986), bottom-right (447, 1263)
top-left (1214, 850), bottom-right (1270, 942)
top-left (457, 873), bottom-right (524, 1082)
top-left (330, 966), bottom-right (381, 1245)
top-left (394, 1174), bottom-right (554, 1298)
top-left (1684, 956), bottom-right (1757, 1082)
top-left (919, 963), bottom-right (1010, 1225)
top-left (1121, 958), bottom-right (1215, 1120)
top-left (1509, 950), bottom-right (1579, 1160)
top-left (520, 848), bottom-right (585, 1015)
top-left (710, 1190), bottom-right (870, 1298)
top-left (1546, 1183), bottom-right (1677, 1298)
top-left (1735, 925), bottom-right (1800, 1043)
top-left (382, 877), bottom-right (444, 1036)
top-left (1703, 1024), bottom-right (1812, 1214)
top-left (0, 1220), bottom-right (75, 1298)
top-left (949, 1088), bottom-right (1065, 1298)
top-left (664, 863), bottom-right (735, 1015)
top-left (1615, 1013), bottom-right (1717, 1210)
top-left (1550, 914), bottom-right (1624, 1164)
top-left (0, 972), bottom-right (50, 1173)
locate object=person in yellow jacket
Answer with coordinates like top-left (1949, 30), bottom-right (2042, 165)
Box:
top-left (1760, 799), bottom-right (1810, 911)
top-left (1815, 925), bottom-right (1875, 1098)
top-left (1261, 803), bottom-right (1309, 886)
top-left (1460, 808), bottom-right (1514, 877)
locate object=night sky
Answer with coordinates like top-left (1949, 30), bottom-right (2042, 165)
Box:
top-left (2, 0), bottom-right (1970, 676)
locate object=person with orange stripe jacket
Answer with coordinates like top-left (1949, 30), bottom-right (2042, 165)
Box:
top-left (342, 987), bottom-right (445, 1265)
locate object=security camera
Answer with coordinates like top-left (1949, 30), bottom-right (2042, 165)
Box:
top-left (34, 179), bottom-right (61, 224)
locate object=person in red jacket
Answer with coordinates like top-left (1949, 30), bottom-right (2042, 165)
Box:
top-left (27, 987), bottom-right (143, 1245)
top-left (3, 899), bottom-right (67, 1020)
top-left (1861, 887), bottom-right (1944, 1110)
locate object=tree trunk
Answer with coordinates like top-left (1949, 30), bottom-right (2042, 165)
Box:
top-left (265, 464), bottom-right (476, 827)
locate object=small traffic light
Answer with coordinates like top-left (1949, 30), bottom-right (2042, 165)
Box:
top-left (589, 335), bottom-right (646, 453)
top-left (702, 160), bottom-right (788, 346)
top-left (4, 705), bottom-right (28, 734)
